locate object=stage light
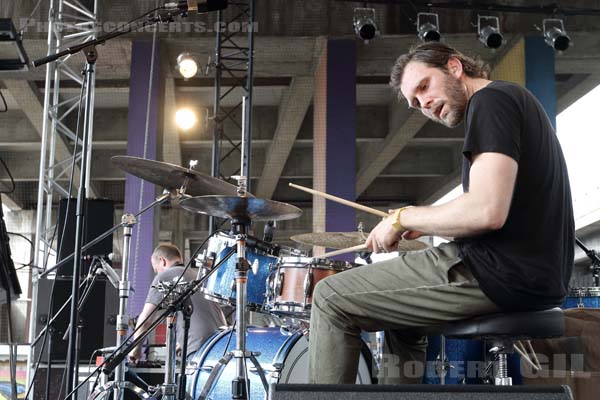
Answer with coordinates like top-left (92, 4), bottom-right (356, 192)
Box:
top-left (175, 108), bottom-right (197, 131)
top-left (353, 8), bottom-right (379, 43)
top-left (417, 13), bottom-right (441, 42)
top-left (477, 15), bottom-right (503, 49)
top-left (0, 18), bottom-right (29, 71)
top-left (176, 52), bottom-right (198, 79)
top-left (543, 19), bottom-right (571, 52)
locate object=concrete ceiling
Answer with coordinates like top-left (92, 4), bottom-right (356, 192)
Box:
top-left (1, 0), bottom-right (600, 224)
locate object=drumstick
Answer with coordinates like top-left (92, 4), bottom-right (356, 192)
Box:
top-left (289, 183), bottom-right (388, 218)
top-left (320, 244), bottom-right (367, 258)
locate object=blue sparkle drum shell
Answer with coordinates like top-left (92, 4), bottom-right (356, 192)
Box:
top-left (188, 327), bottom-right (373, 400)
top-left (202, 245), bottom-right (278, 311)
top-left (562, 287), bottom-right (600, 309)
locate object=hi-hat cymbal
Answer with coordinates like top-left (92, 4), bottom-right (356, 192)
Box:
top-left (112, 156), bottom-right (245, 197)
top-left (180, 195), bottom-right (302, 222)
top-left (291, 232), bottom-right (429, 252)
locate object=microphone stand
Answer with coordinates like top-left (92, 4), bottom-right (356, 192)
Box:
top-left (576, 237), bottom-right (600, 287)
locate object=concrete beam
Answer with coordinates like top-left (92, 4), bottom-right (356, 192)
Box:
top-left (2, 79), bottom-right (98, 197)
top-left (255, 76), bottom-right (314, 199)
top-left (356, 108), bottom-right (428, 196)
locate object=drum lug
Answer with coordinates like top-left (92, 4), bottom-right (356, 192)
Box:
top-left (303, 267), bottom-right (313, 302)
top-left (275, 270), bottom-right (284, 297)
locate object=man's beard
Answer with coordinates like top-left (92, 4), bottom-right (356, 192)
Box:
top-left (437, 73), bottom-right (468, 128)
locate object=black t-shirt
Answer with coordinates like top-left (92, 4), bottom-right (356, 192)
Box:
top-left (456, 80), bottom-right (574, 311)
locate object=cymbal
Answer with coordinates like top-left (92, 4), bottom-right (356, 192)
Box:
top-left (179, 195), bottom-right (302, 222)
top-left (112, 156), bottom-right (245, 197)
top-left (291, 232), bottom-right (429, 252)
top-left (291, 232), bottom-right (368, 250)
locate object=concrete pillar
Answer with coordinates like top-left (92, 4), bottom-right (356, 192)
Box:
top-left (124, 40), bottom-right (163, 316)
top-left (313, 39), bottom-right (357, 259)
top-left (525, 36), bottom-right (557, 128)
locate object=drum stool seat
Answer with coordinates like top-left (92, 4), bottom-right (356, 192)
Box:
top-left (435, 307), bottom-right (565, 385)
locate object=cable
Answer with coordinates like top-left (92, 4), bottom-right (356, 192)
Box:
top-left (7, 232), bottom-right (35, 269)
top-left (0, 158), bottom-right (15, 194)
top-left (63, 229), bottom-right (227, 400)
top-left (17, 0), bottom-right (46, 35)
top-left (0, 89), bottom-right (7, 113)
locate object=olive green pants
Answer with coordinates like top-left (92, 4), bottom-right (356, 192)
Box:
top-left (308, 242), bottom-right (500, 384)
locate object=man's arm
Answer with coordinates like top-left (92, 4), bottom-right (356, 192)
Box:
top-left (127, 302), bottom-right (158, 364)
top-left (367, 152), bottom-right (518, 252)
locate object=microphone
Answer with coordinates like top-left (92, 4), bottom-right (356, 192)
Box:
top-left (263, 220), bottom-right (275, 243)
top-left (246, 236), bottom-right (280, 257)
top-left (98, 257), bottom-right (121, 289)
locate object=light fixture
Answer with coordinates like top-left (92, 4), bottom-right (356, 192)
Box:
top-left (175, 108), bottom-right (198, 131)
top-left (0, 18), bottom-right (30, 71)
top-left (176, 52), bottom-right (198, 79)
top-left (353, 8), bottom-right (379, 43)
top-left (543, 19), bottom-right (571, 52)
top-left (477, 15), bottom-right (503, 49)
top-left (417, 13), bottom-right (441, 42)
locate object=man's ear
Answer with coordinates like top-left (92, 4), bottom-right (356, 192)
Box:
top-left (447, 57), bottom-right (463, 78)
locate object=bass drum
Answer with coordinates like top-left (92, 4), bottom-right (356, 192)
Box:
top-left (188, 327), bottom-right (373, 400)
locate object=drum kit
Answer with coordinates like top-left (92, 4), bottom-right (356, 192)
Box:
top-left (88, 155), bottom-right (429, 400)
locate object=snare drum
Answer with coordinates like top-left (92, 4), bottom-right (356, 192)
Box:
top-left (202, 239), bottom-right (278, 311)
top-left (188, 327), bottom-right (372, 400)
top-left (563, 287), bottom-right (600, 309)
top-left (266, 256), bottom-right (353, 318)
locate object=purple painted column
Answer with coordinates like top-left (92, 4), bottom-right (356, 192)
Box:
top-left (313, 39), bottom-right (357, 260)
top-left (124, 40), bottom-right (163, 316)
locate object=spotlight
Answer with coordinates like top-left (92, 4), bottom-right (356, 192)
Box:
top-left (417, 13), bottom-right (441, 42)
top-left (543, 19), bottom-right (571, 52)
top-left (477, 15), bottom-right (503, 49)
top-left (175, 108), bottom-right (198, 131)
top-left (176, 52), bottom-right (198, 79)
top-left (353, 8), bottom-right (379, 43)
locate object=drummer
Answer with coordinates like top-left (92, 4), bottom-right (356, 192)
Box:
top-left (128, 244), bottom-right (226, 364)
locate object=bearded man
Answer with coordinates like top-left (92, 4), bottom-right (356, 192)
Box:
top-left (308, 42), bottom-right (574, 384)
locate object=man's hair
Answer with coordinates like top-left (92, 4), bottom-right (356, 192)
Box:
top-left (152, 244), bottom-right (182, 262)
top-left (390, 42), bottom-right (490, 100)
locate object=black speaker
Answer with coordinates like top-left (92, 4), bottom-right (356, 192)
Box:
top-left (35, 277), bottom-right (110, 362)
top-left (57, 198), bottom-right (114, 277)
top-left (269, 384), bottom-right (574, 400)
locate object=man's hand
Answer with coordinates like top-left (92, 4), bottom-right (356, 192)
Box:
top-left (366, 214), bottom-right (404, 253)
top-left (127, 348), bottom-right (141, 365)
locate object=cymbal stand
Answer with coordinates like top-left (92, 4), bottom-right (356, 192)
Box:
top-left (576, 237), bottom-right (600, 287)
top-left (145, 282), bottom-right (193, 400)
top-left (198, 217), bottom-right (269, 400)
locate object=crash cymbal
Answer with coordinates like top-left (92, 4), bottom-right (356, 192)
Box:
top-left (291, 232), bottom-right (368, 250)
top-left (179, 195), bottom-right (302, 222)
top-left (112, 156), bottom-right (246, 197)
top-left (291, 232), bottom-right (430, 252)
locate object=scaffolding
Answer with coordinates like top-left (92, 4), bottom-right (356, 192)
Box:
top-left (28, 0), bottom-right (98, 387)
top-left (209, 0), bottom-right (256, 231)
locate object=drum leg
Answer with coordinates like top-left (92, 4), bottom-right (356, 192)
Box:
top-left (198, 352), bottom-right (234, 400)
top-left (248, 352), bottom-right (269, 392)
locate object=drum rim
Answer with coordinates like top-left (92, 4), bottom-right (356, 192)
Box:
top-left (277, 256), bottom-right (352, 270)
top-left (568, 286), bottom-right (600, 297)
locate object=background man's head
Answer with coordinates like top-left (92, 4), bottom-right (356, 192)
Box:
top-left (389, 42), bottom-right (490, 128)
top-left (151, 244), bottom-right (183, 274)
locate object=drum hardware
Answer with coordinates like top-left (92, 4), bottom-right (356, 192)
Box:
top-left (180, 188), bottom-right (302, 399)
top-left (187, 327), bottom-right (372, 399)
top-left (92, 234), bottom-right (235, 400)
top-left (576, 237), bottom-right (600, 287)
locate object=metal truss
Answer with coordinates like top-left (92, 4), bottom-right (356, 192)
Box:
top-left (28, 0), bottom-right (98, 386)
top-left (209, 0), bottom-right (256, 231)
